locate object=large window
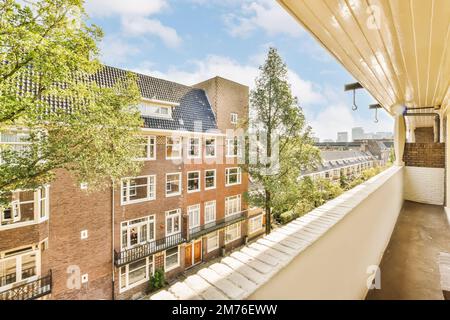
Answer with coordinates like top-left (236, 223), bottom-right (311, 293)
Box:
top-left (187, 171), bottom-right (200, 193)
top-left (188, 137), bottom-right (201, 159)
top-left (207, 231), bottom-right (219, 253)
top-left (225, 167), bottom-right (241, 186)
top-left (226, 137), bottom-right (242, 157)
top-left (205, 138), bottom-right (216, 158)
top-left (165, 209), bottom-right (181, 236)
top-left (136, 136), bottom-right (156, 161)
top-left (225, 223), bottom-right (241, 244)
top-left (138, 101), bottom-right (172, 119)
top-left (0, 246), bottom-right (39, 290)
top-left (165, 246), bottom-right (180, 271)
top-left (121, 176), bottom-right (156, 205)
top-left (121, 215), bottom-right (155, 250)
top-left (166, 173), bottom-right (181, 197)
top-left (0, 131), bottom-right (31, 163)
top-left (188, 204), bottom-right (200, 230)
top-left (249, 214), bottom-right (264, 234)
top-left (204, 201), bottom-right (216, 224)
top-left (205, 170), bottom-right (216, 190)
top-left (119, 256), bottom-right (153, 292)
top-left (225, 195), bottom-right (241, 217)
top-left (0, 187), bottom-right (49, 228)
top-left (166, 137), bottom-right (182, 159)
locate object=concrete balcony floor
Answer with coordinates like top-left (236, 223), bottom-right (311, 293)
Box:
top-left (366, 201), bottom-right (450, 300)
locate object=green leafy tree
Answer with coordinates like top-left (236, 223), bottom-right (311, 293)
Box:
top-left (245, 47), bottom-right (320, 234)
top-left (0, 0), bottom-right (143, 203)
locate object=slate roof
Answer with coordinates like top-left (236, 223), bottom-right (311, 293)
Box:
top-left (301, 150), bottom-right (376, 176)
top-left (91, 65), bottom-right (218, 133)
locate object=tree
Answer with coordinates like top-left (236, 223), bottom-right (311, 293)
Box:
top-left (245, 47), bottom-right (320, 234)
top-left (0, 0), bottom-right (142, 204)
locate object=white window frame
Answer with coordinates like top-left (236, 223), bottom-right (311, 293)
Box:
top-left (135, 135), bottom-right (156, 161)
top-left (188, 204), bottom-right (200, 230)
top-left (0, 245), bottom-right (40, 291)
top-left (164, 246), bottom-right (180, 272)
top-left (121, 175), bottom-right (156, 205)
top-left (166, 136), bottom-right (182, 160)
top-left (226, 137), bottom-right (242, 157)
top-left (230, 112), bottom-right (238, 124)
top-left (204, 169), bottom-right (216, 190)
top-left (0, 186), bottom-right (50, 230)
top-left (205, 138), bottom-right (216, 158)
top-left (225, 222), bottom-right (241, 244)
top-left (165, 172), bottom-right (182, 197)
top-left (187, 137), bottom-right (201, 159)
top-left (225, 195), bottom-right (241, 217)
top-left (0, 131), bottom-right (31, 164)
top-left (206, 231), bottom-right (219, 253)
top-left (138, 101), bottom-right (172, 119)
top-left (187, 171), bottom-right (201, 193)
top-left (204, 201), bottom-right (216, 224)
top-left (165, 209), bottom-right (181, 236)
top-left (119, 256), bottom-right (154, 293)
top-left (120, 215), bottom-right (155, 250)
top-left (249, 214), bottom-right (264, 234)
top-left (225, 167), bottom-right (242, 186)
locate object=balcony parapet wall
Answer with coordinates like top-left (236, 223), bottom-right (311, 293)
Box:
top-left (149, 166), bottom-right (404, 300)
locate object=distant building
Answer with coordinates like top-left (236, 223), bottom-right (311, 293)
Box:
top-left (337, 132), bottom-right (348, 142)
top-left (352, 127), bottom-right (365, 141)
top-left (315, 139), bottom-right (393, 166)
top-left (312, 137), bottom-right (320, 143)
top-left (301, 150), bottom-right (377, 181)
top-left (323, 139), bottom-right (334, 143)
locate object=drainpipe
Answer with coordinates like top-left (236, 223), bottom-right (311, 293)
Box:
top-left (404, 112), bottom-right (440, 143)
top-left (111, 182), bottom-right (115, 300)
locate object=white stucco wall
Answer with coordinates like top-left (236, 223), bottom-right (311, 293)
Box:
top-left (404, 166), bottom-right (445, 205)
top-left (249, 166), bottom-right (404, 300)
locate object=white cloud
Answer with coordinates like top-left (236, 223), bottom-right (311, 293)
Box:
top-left (99, 36), bottom-right (142, 65)
top-left (121, 17), bottom-right (181, 48)
top-left (224, 0), bottom-right (303, 38)
top-left (134, 54), bottom-right (324, 106)
top-left (86, 0), bottom-right (181, 48)
top-left (85, 0), bottom-right (167, 17)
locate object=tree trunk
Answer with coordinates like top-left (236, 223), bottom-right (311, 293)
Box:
top-left (265, 189), bottom-right (271, 234)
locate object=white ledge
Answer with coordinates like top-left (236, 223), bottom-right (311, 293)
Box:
top-left (148, 166), bottom-right (403, 300)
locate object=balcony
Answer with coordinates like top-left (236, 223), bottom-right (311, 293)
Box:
top-left (0, 271), bottom-right (52, 300)
top-left (189, 210), bottom-right (248, 240)
top-left (115, 233), bottom-right (185, 267)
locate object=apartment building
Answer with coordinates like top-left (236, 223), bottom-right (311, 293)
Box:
top-left (0, 66), bottom-right (265, 300)
top-left (301, 150), bottom-right (376, 181)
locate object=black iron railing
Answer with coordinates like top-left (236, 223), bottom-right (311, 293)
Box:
top-left (189, 210), bottom-right (248, 240)
top-left (115, 232), bottom-right (185, 267)
top-left (0, 270), bottom-right (52, 300)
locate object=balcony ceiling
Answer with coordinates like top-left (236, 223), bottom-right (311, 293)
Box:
top-left (278, 0), bottom-right (450, 123)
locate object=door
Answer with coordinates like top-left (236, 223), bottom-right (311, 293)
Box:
top-left (184, 244), bottom-right (192, 268)
top-left (193, 240), bottom-right (202, 264)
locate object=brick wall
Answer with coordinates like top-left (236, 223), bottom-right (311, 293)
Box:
top-left (414, 127), bottom-right (434, 143)
top-left (403, 143), bottom-right (445, 168)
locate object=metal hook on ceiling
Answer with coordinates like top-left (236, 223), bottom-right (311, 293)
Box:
top-left (344, 82), bottom-right (363, 112)
top-left (370, 103), bottom-right (382, 123)
top-left (352, 89), bottom-right (358, 111)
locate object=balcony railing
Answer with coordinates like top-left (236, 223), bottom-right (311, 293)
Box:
top-left (189, 210), bottom-right (248, 240)
top-left (115, 232), bottom-right (185, 267)
top-left (0, 270), bottom-right (52, 300)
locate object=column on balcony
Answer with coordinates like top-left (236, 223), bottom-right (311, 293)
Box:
top-left (393, 112), bottom-right (406, 166)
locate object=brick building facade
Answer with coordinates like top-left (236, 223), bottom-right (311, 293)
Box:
top-left (0, 67), bottom-right (264, 300)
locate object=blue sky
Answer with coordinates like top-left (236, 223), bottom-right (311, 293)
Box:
top-left (85, 0), bottom-right (393, 141)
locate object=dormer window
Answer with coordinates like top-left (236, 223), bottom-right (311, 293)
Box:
top-left (138, 100), bottom-right (174, 119)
